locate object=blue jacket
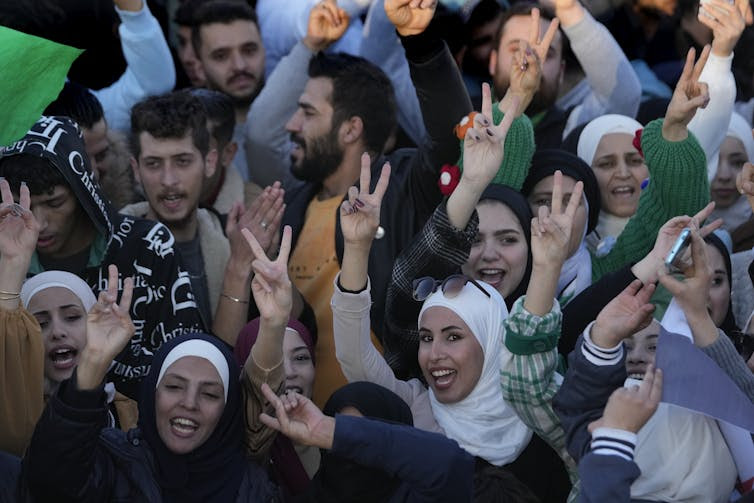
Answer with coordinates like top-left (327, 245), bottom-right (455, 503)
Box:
top-left (332, 415), bottom-right (474, 502)
top-left (579, 452), bottom-right (640, 503)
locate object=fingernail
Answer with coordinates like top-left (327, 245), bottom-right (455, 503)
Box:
top-left (486, 128), bottom-right (494, 136)
top-left (354, 198), bottom-right (365, 208)
top-left (482, 118), bottom-right (490, 126)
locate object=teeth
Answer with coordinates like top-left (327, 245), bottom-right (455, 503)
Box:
top-left (479, 269), bottom-right (503, 275)
top-left (613, 187), bottom-right (633, 194)
top-left (285, 387), bottom-right (302, 394)
top-left (432, 369), bottom-right (455, 377)
top-left (55, 349), bottom-right (71, 355)
top-left (628, 373), bottom-right (645, 380)
top-left (172, 417), bottom-right (198, 428)
top-left (164, 195), bottom-right (181, 201)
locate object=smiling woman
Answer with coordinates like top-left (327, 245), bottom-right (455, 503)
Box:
top-left (22, 332), bottom-right (279, 502)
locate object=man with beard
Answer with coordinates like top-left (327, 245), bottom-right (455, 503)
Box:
top-left (489, 0), bottom-right (641, 149)
top-left (281, 0), bottom-right (473, 406)
top-left (192, 0), bottom-right (265, 183)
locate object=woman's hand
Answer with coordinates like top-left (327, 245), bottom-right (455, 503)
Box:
top-left (591, 280), bottom-right (657, 349)
top-left (530, 170), bottom-right (584, 268)
top-left (588, 365), bottom-right (663, 434)
top-left (243, 225), bottom-right (293, 328)
top-left (631, 202), bottom-right (721, 284)
top-left (737, 162), bottom-right (754, 213)
top-left (663, 46), bottom-right (711, 142)
top-left (459, 84), bottom-right (518, 191)
top-left (78, 265), bottom-right (134, 390)
top-left (699, 0), bottom-right (752, 57)
top-left (340, 153), bottom-right (391, 252)
top-left (259, 383), bottom-right (335, 450)
top-left (657, 226), bottom-right (711, 316)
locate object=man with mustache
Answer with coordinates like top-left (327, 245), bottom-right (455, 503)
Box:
top-left (192, 1), bottom-right (266, 184)
top-left (124, 91), bottom-right (284, 344)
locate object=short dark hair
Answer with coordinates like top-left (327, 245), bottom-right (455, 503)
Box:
top-left (494, 2), bottom-right (561, 51)
top-left (308, 52), bottom-right (397, 155)
top-left (174, 0), bottom-right (208, 26)
top-left (44, 81), bottom-right (104, 130)
top-left (0, 154), bottom-right (68, 196)
top-left (130, 90), bottom-right (210, 159)
top-left (191, 0), bottom-right (259, 54)
top-left (190, 88), bottom-right (235, 148)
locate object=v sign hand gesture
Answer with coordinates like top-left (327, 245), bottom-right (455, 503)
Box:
top-left (340, 153), bottom-right (391, 251)
top-left (663, 46), bottom-right (711, 142)
top-left (460, 84), bottom-right (519, 192)
top-left (528, 8), bottom-right (560, 70)
top-left (242, 225), bottom-right (293, 328)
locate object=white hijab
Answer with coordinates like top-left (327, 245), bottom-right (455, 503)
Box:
top-left (21, 271), bottom-right (97, 311)
top-left (577, 114), bottom-right (643, 166)
top-left (419, 281), bottom-right (531, 466)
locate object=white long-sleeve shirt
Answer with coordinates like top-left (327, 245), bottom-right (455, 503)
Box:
top-left (92, 2), bottom-right (175, 132)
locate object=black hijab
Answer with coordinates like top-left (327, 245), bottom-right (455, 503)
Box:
top-left (478, 183), bottom-right (533, 310)
top-left (522, 148), bottom-right (601, 234)
top-left (301, 382), bottom-right (414, 503)
top-left (137, 333), bottom-right (246, 503)
top-left (704, 233), bottom-right (739, 334)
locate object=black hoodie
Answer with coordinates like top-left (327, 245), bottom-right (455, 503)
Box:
top-left (1, 116), bottom-right (205, 399)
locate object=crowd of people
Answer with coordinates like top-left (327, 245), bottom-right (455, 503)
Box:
top-left (1, 0), bottom-right (754, 500)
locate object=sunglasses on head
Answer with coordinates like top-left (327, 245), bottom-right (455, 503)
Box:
top-left (412, 274), bottom-right (491, 302)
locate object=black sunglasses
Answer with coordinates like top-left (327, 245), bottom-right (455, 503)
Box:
top-left (412, 274), bottom-right (491, 302)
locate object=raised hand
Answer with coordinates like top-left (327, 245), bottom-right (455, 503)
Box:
top-left (385, 0), bottom-right (436, 37)
top-left (340, 153), bottom-right (391, 250)
top-left (632, 202), bottom-right (722, 284)
top-left (460, 84), bottom-right (518, 190)
top-left (79, 265), bottom-right (135, 389)
top-left (227, 183), bottom-right (285, 276)
top-left (504, 41), bottom-right (543, 112)
top-left (303, 0), bottom-right (350, 52)
top-left (242, 225), bottom-right (293, 327)
top-left (530, 170), bottom-right (584, 268)
top-left (657, 225), bottom-right (710, 315)
top-left (588, 365), bottom-right (663, 434)
top-left (699, 0), bottom-right (753, 57)
top-left (591, 280), bottom-right (657, 349)
top-left (737, 162), bottom-right (754, 212)
top-left (527, 8), bottom-right (560, 69)
top-left (0, 179), bottom-right (39, 266)
top-left (552, 0), bottom-right (584, 28)
top-left (259, 382), bottom-right (335, 449)
top-left (663, 46), bottom-right (711, 141)
top-left (113, 0), bottom-right (143, 11)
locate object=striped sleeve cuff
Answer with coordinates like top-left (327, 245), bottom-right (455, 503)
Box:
top-left (590, 427), bottom-right (637, 462)
top-left (582, 321), bottom-right (624, 366)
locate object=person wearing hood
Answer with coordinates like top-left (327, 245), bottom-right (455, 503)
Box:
top-left (0, 115), bottom-right (204, 400)
top-left (21, 323), bottom-right (279, 501)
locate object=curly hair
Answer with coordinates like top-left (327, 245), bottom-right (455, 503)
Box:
top-left (130, 90), bottom-right (210, 159)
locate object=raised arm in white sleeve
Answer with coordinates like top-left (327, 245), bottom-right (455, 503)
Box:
top-left (92, 1), bottom-right (176, 132)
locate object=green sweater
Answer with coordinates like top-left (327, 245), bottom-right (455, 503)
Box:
top-left (462, 115), bottom-right (709, 282)
top-left (457, 106), bottom-right (536, 190)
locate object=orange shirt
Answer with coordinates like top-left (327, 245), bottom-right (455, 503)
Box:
top-left (289, 196), bottom-right (382, 406)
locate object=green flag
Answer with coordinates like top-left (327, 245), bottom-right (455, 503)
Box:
top-left (0, 26), bottom-right (83, 146)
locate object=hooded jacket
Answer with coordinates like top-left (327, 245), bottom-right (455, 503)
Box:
top-left (0, 116), bottom-right (205, 399)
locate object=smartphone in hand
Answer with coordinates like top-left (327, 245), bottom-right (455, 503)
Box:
top-left (664, 228), bottom-right (692, 273)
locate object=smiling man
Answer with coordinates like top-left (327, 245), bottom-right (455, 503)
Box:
top-left (192, 0), bottom-right (265, 182)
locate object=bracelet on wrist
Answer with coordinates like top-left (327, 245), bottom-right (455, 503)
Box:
top-left (221, 293), bottom-right (249, 304)
top-left (0, 290), bottom-right (20, 300)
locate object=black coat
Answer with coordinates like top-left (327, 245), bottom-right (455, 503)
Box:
top-left (21, 378), bottom-right (278, 503)
top-left (283, 32), bottom-right (472, 340)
